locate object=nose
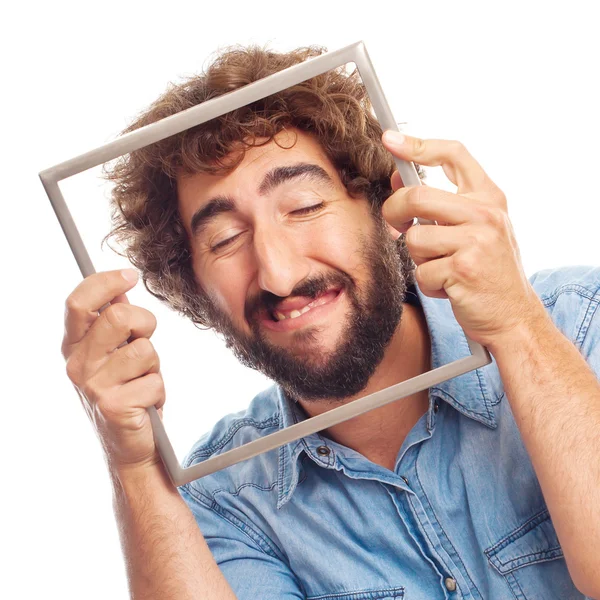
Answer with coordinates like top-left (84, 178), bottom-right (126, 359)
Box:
top-left (253, 225), bottom-right (310, 297)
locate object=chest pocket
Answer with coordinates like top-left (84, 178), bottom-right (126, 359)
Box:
top-left (307, 587), bottom-right (404, 600)
top-left (484, 508), bottom-right (584, 599)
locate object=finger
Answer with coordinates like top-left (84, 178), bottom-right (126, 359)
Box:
top-left (404, 223), bottom-right (467, 262)
top-left (72, 303), bottom-right (157, 370)
top-left (383, 185), bottom-right (484, 229)
top-left (93, 337), bottom-right (160, 388)
top-left (64, 269), bottom-right (139, 349)
top-left (115, 372), bottom-right (166, 412)
top-left (89, 370), bottom-right (166, 419)
top-left (391, 168), bottom-right (426, 192)
top-left (414, 255), bottom-right (454, 297)
top-left (382, 131), bottom-right (497, 195)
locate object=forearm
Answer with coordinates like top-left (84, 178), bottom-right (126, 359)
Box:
top-left (488, 311), bottom-right (600, 597)
top-left (110, 463), bottom-right (237, 600)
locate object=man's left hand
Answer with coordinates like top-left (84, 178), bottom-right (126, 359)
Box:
top-left (381, 130), bottom-right (548, 351)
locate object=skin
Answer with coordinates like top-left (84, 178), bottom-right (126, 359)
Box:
top-left (177, 129), bottom-right (433, 469)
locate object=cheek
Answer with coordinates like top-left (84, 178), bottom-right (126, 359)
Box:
top-left (305, 212), bottom-right (374, 275)
top-left (196, 257), bottom-right (255, 329)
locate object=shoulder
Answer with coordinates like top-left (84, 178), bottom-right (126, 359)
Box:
top-left (529, 264), bottom-right (600, 302)
top-left (180, 384), bottom-right (282, 504)
top-left (528, 264), bottom-right (600, 359)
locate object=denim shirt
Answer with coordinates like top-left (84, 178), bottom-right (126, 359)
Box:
top-left (179, 265), bottom-right (600, 600)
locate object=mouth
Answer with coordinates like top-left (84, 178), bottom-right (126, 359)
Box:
top-left (260, 288), bottom-right (343, 332)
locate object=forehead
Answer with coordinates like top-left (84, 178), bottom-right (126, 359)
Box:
top-left (176, 129), bottom-right (337, 229)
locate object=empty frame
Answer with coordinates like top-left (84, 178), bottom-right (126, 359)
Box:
top-left (40, 41), bottom-right (491, 486)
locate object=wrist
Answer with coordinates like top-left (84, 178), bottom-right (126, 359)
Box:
top-left (487, 301), bottom-right (553, 356)
top-left (110, 459), bottom-right (175, 499)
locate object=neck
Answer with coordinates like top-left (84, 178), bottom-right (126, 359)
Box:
top-left (297, 301), bottom-right (432, 471)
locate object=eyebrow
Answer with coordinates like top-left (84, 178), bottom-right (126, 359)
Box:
top-left (189, 162), bottom-right (334, 239)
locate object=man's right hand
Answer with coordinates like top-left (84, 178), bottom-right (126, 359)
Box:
top-left (62, 269), bottom-right (165, 472)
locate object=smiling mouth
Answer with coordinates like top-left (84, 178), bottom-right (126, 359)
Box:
top-left (269, 289), bottom-right (341, 322)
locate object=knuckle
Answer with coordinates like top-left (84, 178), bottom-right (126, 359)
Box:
top-left (452, 251), bottom-right (478, 280)
top-left (405, 224), bottom-right (421, 247)
top-left (127, 337), bottom-right (154, 361)
top-left (143, 308), bottom-right (158, 335)
top-left (144, 372), bottom-right (165, 394)
top-left (414, 264), bottom-right (426, 285)
top-left (494, 189), bottom-right (508, 207)
top-left (65, 294), bottom-right (84, 318)
top-left (65, 354), bottom-right (81, 384)
top-left (407, 186), bottom-right (425, 212)
top-left (449, 139), bottom-right (466, 155)
top-left (80, 378), bottom-right (101, 404)
top-left (483, 206), bottom-right (503, 226)
top-left (466, 228), bottom-right (485, 248)
top-left (104, 303), bottom-right (130, 330)
top-left (412, 137), bottom-right (426, 156)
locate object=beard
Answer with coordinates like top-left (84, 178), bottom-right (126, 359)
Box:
top-left (202, 212), bottom-right (410, 403)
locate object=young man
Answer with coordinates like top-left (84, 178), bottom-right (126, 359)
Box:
top-left (61, 46), bottom-right (600, 599)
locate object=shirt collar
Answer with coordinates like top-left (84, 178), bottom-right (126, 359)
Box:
top-left (276, 281), bottom-right (503, 508)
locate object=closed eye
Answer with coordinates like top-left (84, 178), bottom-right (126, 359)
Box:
top-left (210, 203), bottom-right (325, 253)
top-left (291, 202), bottom-right (325, 215)
top-left (210, 232), bottom-right (243, 253)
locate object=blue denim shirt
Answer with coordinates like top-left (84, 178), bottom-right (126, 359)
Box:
top-left (180, 265), bottom-right (600, 600)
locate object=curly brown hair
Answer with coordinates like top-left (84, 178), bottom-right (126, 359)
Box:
top-left (104, 44), bottom-right (419, 328)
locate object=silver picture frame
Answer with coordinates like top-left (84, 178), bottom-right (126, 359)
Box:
top-left (40, 41), bottom-right (491, 487)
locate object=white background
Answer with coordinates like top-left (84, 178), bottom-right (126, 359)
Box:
top-left (2, 1), bottom-right (599, 597)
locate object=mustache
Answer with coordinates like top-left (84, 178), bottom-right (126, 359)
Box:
top-left (244, 271), bottom-right (353, 323)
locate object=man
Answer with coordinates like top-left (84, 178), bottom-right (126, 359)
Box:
top-left (62, 46), bottom-right (600, 599)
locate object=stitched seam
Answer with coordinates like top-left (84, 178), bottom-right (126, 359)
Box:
top-left (212, 480), bottom-right (277, 499)
top-left (505, 571), bottom-right (525, 600)
top-left (576, 287), bottom-right (600, 349)
top-left (490, 392), bottom-right (505, 407)
top-left (185, 416), bottom-right (278, 463)
top-left (492, 548), bottom-right (563, 571)
top-left (278, 433), bottom-right (285, 506)
top-left (431, 387), bottom-right (493, 425)
top-left (307, 587), bottom-right (405, 600)
top-left (474, 365), bottom-right (495, 423)
top-left (414, 452), bottom-right (482, 599)
top-left (184, 481), bottom-right (283, 559)
top-left (541, 284), bottom-right (597, 307)
top-left (485, 508), bottom-right (550, 555)
top-left (182, 483), bottom-right (276, 557)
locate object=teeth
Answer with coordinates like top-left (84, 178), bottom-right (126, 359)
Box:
top-left (273, 291), bottom-right (338, 322)
top-left (273, 304), bottom-right (314, 321)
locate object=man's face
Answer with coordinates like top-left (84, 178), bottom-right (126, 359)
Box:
top-left (177, 129), bottom-right (409, 402)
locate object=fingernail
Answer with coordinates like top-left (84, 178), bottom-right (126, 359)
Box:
top-left (384, 130), bottom-right (406, 146)
top-left (121, 268), bottom-right (138, 283)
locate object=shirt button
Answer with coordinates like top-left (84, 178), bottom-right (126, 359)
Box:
top-left (433, 401), bottom-right (439, 414)
top-left (444, 577), bottom-right (457, 592)
top-left (401, 476), bottom-right (409, 486)
top-left (316, 445), bottom-right (331, 456)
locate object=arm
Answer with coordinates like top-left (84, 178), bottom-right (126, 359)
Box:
top-left (111, 463), bottom-right (236, 600)
top-left (62, 270), bottom-right (237, 599)
top-left (488, 307), bottom-right (600, 599)
top-left (379, 132), bottom-right (600, 597)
